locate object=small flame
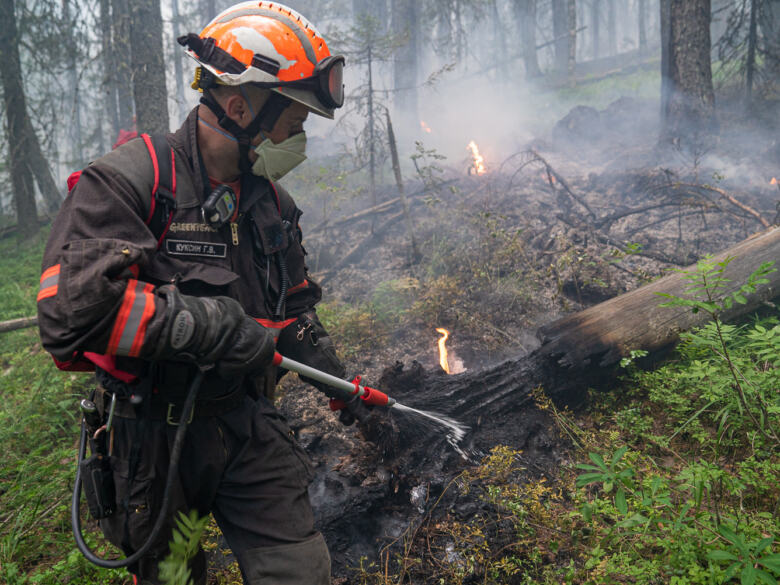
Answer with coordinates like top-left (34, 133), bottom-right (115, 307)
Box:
top-left (467, 140), bottom-right (487, 175)
top-left (420, 120), bottom-right (432, 134)
top-left (771, 177), bottom-right (778, 186)
top-left (436, 328), bottom-right (451, 374)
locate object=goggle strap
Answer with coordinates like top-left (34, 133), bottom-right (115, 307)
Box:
top-left (257, 93), bottom-right (292, 133)
top-left (178, 33), bottom-right (246, 75)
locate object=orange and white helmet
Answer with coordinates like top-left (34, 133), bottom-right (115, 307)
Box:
top-left (179, 1), bottom-right (345, 119)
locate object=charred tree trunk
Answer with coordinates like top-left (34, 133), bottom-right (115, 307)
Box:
top-left (312, 226), bottom-right (780, 576)
top-left (660, 0), bottom-right (715, 144)
top-left (129, 0), bottom-right (169, 133)
top-left (515, 0), bottom-right (541, 78)
top-left (392, 0), bottom-right (419, 124)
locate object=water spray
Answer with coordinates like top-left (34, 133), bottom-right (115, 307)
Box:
top-left (274, 352), bottom-right (471, 457)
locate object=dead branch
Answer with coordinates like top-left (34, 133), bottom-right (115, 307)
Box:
top-left (317, 211), bottom-right (405, 286)
top-left (677, 183), bottom-right (771, 228)
top-left (0, 316), bottom-right (38, 333)
top-left (306, 180), bottom-right (459, 237)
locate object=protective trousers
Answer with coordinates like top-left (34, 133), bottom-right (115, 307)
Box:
top-left (99, 393), bottom-right (331, 584)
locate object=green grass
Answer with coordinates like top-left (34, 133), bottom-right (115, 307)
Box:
top-left (0, 230), bottom-right (126, 584)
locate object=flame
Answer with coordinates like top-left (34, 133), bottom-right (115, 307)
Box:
top-left (467, 140), bottom-right (487, 175)
top-left (436, 328), bottom-right (451, 374)
top-left (771, 177), bottom-right (778, 185)
top-left (420, 120), bottom-right (432, 134)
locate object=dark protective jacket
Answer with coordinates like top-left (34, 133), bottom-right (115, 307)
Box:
top-left (37, 107), bottom-right (343, 398)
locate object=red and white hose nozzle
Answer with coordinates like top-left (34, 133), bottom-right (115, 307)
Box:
top-left (273, 352), bottom-right (396, 407)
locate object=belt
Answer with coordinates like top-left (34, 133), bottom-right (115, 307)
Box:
top-left (100, 384), bottom-right (247, 425)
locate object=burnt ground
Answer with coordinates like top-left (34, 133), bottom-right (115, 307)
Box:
top-left (272, 96), bottom-right (779, 580)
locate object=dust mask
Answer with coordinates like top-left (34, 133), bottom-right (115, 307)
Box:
top-left (251, 132), bottom-right (307, 181)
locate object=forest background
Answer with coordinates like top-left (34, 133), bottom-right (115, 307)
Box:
top-left (0, 0), bottom-right (778, 584)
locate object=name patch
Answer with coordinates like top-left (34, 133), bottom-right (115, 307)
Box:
top-left (166, 239), bottom-right (227, 258)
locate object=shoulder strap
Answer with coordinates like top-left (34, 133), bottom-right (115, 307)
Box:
top-left (140, 133), bottom-right (177, 250)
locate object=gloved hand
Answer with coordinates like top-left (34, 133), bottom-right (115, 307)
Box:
top-left (153, 285), bottom-right (275, 378)
top-left (328, 376), bottom-right (374, 426)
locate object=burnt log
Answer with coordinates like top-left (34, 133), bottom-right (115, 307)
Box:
top-left (299, 226), bottom-right (780, 576)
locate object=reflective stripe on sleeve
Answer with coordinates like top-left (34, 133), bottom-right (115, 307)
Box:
top-left (287, 279), bottom-right (309, 295)
top-left (106, 279), bottom-right (156, 357)
top-left (37, 264), bottom-right (61, 301)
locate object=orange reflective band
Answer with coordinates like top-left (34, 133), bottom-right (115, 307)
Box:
top-left (255, 316), bottom-right (297, 344)
top-left (37, 264), bottom-right (61, 301)
top-left (106, 280), bottom-right (156, 357)
top-left (287, 279), bottom-right (309, 295)
top-left (255, 317), bottom-right (297, 330)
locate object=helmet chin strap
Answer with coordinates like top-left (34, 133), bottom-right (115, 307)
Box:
top-left (200, 88), bottom-right (292, 174)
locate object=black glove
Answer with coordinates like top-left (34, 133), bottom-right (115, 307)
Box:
top-left (328, 376), bottom-right (374, 426)
top-left (153, 285), bottom-right (275, 378)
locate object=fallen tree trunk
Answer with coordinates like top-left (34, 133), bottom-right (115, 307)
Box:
top-left (538, 226), bottom-right (780, 370)
top-left (304, 226), bottom-right (780, 576)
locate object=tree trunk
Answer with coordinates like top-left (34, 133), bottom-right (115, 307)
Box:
top-left (0, 0), bottom-right (39, 237)
top-left (762, 0), bottom-right (780, 82)
top-left (385, 109), bottom-right (419, 261)
top-left (591, 0), bottom-right (601, 59)
top-left (24, 116), bottom-right (63, 214)
top-left (638, 0), bottom-right (648, 53)
top-left (62, 0), bottom-right (83, 167)
top-left (171, 0), bottom-right (187, 122)
top-left (660, 0), bottom-right (715, 143)
top-left (100, 0), bottom-right (120, 139)
top-left (745, 0), bottom-right (758, 102)
top-left (129, 0), bottom-right (169, 133)
top-left (567, 0), bottom-right (577, 78)
top-left (111, 0), bottom-right (135, 132)
top-left (607, 0), bottom-right (617, 54)
top-left (553, 0), bottom-right (569, 73)
top-left (392, 0), bottom-right (419, 124)
top-left (490, 0), bottom-right (507, 80)
top-left (515, 0), bottom-right (541, 78)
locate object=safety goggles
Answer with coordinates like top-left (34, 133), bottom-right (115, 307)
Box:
top-left (263, 55), bottom-right (345, 110)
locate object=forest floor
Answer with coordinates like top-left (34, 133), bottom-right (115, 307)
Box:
top-left (0, 71), bottom-right (778, 585)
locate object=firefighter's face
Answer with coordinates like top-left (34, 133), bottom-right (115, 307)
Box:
top-left (255, 101), bottom-right (309, 146)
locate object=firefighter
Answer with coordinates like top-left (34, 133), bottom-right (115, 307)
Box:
top-left (37, 3), bottom-right (353, 584)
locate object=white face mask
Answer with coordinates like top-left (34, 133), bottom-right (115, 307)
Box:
top-left (251, 132), bottom-right (307, 181)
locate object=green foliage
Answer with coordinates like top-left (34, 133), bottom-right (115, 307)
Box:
top-left (158, 510), bottom-right (209, 585)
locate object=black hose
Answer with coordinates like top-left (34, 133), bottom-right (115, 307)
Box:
top-left (71, 370), bottom-right (204, 569)
top-left (274, 250), bottom-right (289, 318)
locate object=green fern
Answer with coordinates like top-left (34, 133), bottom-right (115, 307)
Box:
top-left (158, 510), bottom-right (209, 585)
